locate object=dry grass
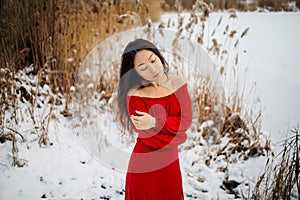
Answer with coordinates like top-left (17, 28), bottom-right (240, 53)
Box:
top-left (162, 0), bottom-right (300, 11)
top-left (0, 3), bottom-right (281, 190)
top-left (0, 0), bottom-right (161, 166)
top-left (161, 1), bottom-right (273, 174)
top-left (0, 1), bottom-right (294, 199)
top-left (0, 129), bottom-right (27, 167)
top-left (0, 0), bottom-right (281, 196)
top-left (251, 127), bottom-right (300, 200)
top-left (257, 0), bottom-right (297, 11)
top-left (0, 0), bottom-right (160, 110)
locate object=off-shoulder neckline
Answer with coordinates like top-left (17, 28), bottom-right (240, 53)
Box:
top-left (127, 83), bottom-right (187, 99)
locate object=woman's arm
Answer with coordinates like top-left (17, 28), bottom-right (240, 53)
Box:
top-left (127, 84), bottom-right (192, 150)
top-left (153, 84), bottom-right (192, 135)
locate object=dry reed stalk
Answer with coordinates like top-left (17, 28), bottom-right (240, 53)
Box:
top-left (0, 0), bottom-right (161, 166)
top-left (251, 127), bottom-right (300, 199)
top-left (162, 0), bottom-right (299, 11)
top-left (0, 0), bottom-right (160, 115)
top-left (0, 129), bottom-right (27, 167)
top-left (0, 0), bottom-right (158, 102)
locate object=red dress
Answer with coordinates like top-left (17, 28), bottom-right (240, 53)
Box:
top-left (125, 83), bottom-right (192, 200)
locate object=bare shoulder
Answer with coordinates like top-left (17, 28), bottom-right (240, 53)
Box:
top-left (167, 74), bottom-right (187, 90)
top-left (127, 87), bottom-right (142, 96)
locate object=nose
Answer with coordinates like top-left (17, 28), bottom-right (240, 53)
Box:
top-left (148, 63), bottom-right (157, 74)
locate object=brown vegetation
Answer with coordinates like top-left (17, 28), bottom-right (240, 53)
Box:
top-left (251, 127), bottom-right (300, 199)
top-left (0, 1), bottom-right (297, 199)
top-left (162, 0), bottom-right (300, 11)
top-left (0, 0), bottom-right (160, 165)
top-left (2, 1), bottom-right (295, 199)
top-left (0, 0), bottom-right (160, 107)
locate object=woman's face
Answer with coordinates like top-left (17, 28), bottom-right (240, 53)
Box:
top-left (133, 49), bottom-right (164, 83)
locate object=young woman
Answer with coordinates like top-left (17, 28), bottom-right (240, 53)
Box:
top-left (117, 38), bottom-right (192, 199)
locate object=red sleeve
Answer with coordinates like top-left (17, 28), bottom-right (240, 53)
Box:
top-left (153, 84), bottom-right (192, 135)
top-left (126, 84), bottom-right (192, 150)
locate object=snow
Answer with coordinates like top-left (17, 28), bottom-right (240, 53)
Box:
top-left (70, 86), bottom-right (76, 92)
top-left (1, 123), bottom-right (125, 199)
top-left (238, 12), bottom-right (300, 144)
top-left (1, 11), bottom-right (300, 199)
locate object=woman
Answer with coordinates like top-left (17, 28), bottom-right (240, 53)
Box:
top-left (117, 38), bottom-right (192, 200)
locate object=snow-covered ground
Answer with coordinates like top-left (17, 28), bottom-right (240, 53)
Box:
top-left (1, 11), bottom-right (299, 200)
top-left (234, 12), bottom-right (300, 144)
top-left (229, 12), bottom-right (300, 198)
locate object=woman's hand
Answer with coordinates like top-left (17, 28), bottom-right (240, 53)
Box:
top-left (130, 110), bottom-right (156, 130)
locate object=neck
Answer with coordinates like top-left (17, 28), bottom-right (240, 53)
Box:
top-left (151, 73), bottom-right (168, 88)
top-left (152, 82), bottom-right (160, 88)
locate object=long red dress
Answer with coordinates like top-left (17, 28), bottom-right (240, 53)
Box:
top-left (125, 83), bottom-right (192, 200)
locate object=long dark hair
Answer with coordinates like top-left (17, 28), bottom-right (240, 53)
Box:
top-left (117, 38), bottom-right (169, 132)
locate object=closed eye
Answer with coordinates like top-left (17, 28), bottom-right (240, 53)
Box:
top-left (140, 66), bottom-right (147, 71)
top-left (151, 57), bottom-right (156, 63)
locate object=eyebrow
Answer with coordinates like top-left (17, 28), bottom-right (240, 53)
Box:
top-left (137, 53), bottom-right (154, 67)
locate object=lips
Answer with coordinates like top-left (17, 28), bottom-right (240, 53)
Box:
top-left (154, 72), bottom-right (160, 78)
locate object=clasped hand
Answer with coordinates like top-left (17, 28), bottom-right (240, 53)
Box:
top-left (130, 110), bottom-right (156, 130)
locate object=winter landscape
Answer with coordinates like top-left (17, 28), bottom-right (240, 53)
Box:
top-left (1, 1), bottom-right (299, 200)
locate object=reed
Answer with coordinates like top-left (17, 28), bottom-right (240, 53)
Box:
top-left (251, 127), bottom-right (300, 200)
top-left (0, 0), bottom-right (160, 166)
top-left (0, 0), bottom-right (160, 112)
top-left (162, 0), bottom-right (299, 11)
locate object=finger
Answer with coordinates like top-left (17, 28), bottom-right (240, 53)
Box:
top-left (131, 117), bottom-right (139, 125)
top-left (131, 115), bottom-right (141, 121)
top-left (134, 122), bottom-right (142, 129)
top-left (135, 124), bottom-right (143, 130)
top-left (133, 123), bottom-right (140, 129)
top-left (135, 110), bottom-right (147, 115)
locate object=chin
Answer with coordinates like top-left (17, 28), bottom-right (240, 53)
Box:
top-left (156, 72), bottom-right (164, 80)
